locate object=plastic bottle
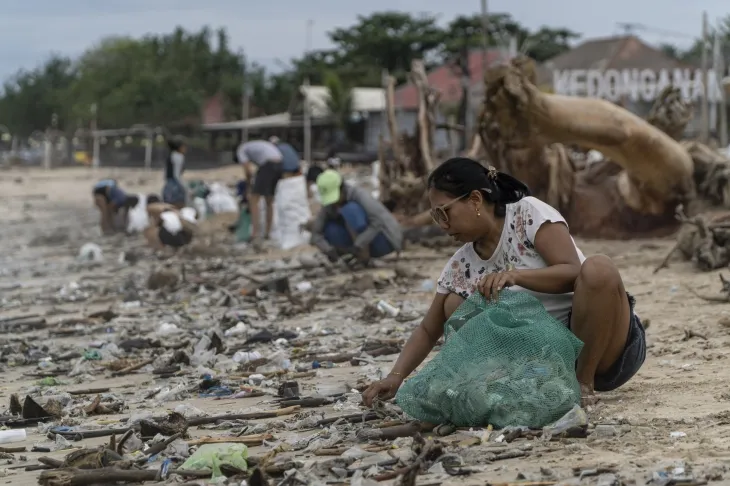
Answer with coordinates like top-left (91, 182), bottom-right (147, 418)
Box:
top-left (232, 351), bottom-right (262, 364)
top-left (0, 429), bottom-right (26, 444)
top-left (376, 300), bottom-right (400, 317)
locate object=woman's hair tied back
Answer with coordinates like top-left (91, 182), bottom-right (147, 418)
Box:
top-left (427, 157), bottom-right (530, 217)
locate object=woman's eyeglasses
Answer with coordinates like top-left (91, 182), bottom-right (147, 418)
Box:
top-left (430, 194), bottom-right (468, 224)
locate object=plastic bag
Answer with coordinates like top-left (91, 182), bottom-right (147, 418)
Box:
top-left (272, 175), bottom-right (311, 250)
top-left (395, 290), bottom-right (583, 429)
top-left (126, 193), bottom-right (149, 233)
top-left (207, 183), bottom-right (239, 214)
top-left (179, 443), bottom-right (248, 478)
top-left (235, 209), bottom-right (251, 243)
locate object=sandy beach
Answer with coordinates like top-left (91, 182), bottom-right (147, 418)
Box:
top-left (1, 166), bottom-right (729, 486)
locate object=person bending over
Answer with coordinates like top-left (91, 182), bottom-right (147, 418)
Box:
top-left (309, 169), bottom-right (403, 265)
top-left (236, 139), bottom-right (283, 241)
top-left (93, 179), bottom-right (139, 235)
top-left (362, 157), bottom-right (646, 406)
top-left (144, 196), bottom-right (197, 250)
top-left (269, 136), bottom-right (301, 177)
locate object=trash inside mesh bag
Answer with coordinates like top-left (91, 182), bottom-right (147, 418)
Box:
top-left (395, 290), bottom-right (584, 428)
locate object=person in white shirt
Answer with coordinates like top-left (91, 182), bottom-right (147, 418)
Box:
top-left (363, 157), bottom-right (645, 407)
top-left (236, 140), bottom-right (283, 241)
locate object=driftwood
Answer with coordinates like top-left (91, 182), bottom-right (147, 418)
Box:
top-left (411, 59), bottom-right (436, 174)
top-left (477, 57), bottom-right (695, 239)
top-left (646, 86), bottom-right (693, 141)
top-left (384, 74), bottom-right (406, 167)
top-left (381, 57), bottom-right (730, 244)
top-left (379, 59), bottom-right (442, 215)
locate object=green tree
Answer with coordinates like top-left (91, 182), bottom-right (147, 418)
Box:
top-left (659, 43), bottom-right (683, 60)
top-left (0, 55), bottom-right (75, 136)
top-left (524, 27), bottom-right (580, 62)
top-left (66, 28), bottom-right (249, 128)
top-left (328, 11), bottom-right (444, 83)
top-left (323, 70), bottom-right (353, 129)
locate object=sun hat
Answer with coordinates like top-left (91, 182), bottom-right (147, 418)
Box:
top-left (316, 169), bottom-right (343, 206)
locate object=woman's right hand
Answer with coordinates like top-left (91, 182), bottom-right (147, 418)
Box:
top-left (361, 374), bottom-right (404, 407)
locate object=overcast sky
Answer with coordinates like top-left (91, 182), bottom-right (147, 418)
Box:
top-left (0, 0), bottom-right (726, 82)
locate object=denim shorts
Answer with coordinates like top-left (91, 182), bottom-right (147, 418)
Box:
top-left (569, 293), bottom-right (647, 392)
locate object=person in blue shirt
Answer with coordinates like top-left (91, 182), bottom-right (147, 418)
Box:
top-left (269, 136), bottom-right (301, 176)
top-left (92, 179), bottom-right (139, 235)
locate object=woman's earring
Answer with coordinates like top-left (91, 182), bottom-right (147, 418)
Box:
top-left (476, 208), bottom-right (481, 217)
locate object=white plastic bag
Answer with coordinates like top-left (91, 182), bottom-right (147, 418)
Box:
top-left (206, 183), bottom-right (238, 214)
top-left (126, 193), bottom-right (149, 233)
top-left (271, 175), bottom-right (312, 250)
top-left (370, 161), bottom-right (380, 199)
top-left (160, 211), bottom-right (182, 234)
top-left (192, 197), bottom-right (208, 219)
top-left (180, 207), bottom-right (197, 223)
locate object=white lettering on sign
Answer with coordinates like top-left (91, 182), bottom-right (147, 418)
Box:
top-left (552, 68), bottom-right (726, 103)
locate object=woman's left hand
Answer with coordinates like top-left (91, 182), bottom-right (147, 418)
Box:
top-left (478, 271), bottom-right (519, 302)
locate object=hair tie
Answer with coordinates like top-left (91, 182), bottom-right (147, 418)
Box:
top-left (486, 166), bottom-right (498, 181)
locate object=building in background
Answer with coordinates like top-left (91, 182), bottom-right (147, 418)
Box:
top-left (201, 85), bottom-right (386, 162)
top-left (393, 48), bottom-right (509, 151)
top-left (540, 35), bottom-right (729, 137)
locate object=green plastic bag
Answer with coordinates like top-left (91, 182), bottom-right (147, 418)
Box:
top-left (395, 290), bottom-right (583, 429)
top-left (234, 208), bottom-right (251, 243)
top-left (179, 443), bottom-right (248, 478)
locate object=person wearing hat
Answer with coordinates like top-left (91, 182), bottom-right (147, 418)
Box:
top-left (162, 137), bottom-right (188, 208)
top-left (309, 169), bottom-right (403, 264)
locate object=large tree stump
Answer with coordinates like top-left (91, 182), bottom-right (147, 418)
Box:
top-left (476, 57), bottom-right (695, 239)
top-left (646, 86), bottom-right (693, 141)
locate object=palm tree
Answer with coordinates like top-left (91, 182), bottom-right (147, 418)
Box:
top-left (323, 70), bottom-right (353, 142)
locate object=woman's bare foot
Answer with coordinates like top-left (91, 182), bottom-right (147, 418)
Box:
top-left (580, 382), bottom-right (600, 407)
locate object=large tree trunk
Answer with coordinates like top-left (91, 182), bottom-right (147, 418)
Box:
top-left (478, 57), bottom-right (695, 239)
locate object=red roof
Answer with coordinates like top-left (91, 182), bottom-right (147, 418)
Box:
top-left (395, 49), bottom-right (506, 109)
top-left (202, 92), bottom-right (226, 124)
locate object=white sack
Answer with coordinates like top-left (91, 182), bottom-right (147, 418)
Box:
top-left (126, 193), bottom-right (149, 234)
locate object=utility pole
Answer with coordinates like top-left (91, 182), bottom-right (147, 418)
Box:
top-left (241, 58), bottom-right (250, 143)
top-left (714, 32), bottom-right (728, 147)
top-left (701, 12), bottom-right (710, 142)
top-left (303, 19), bottom-right (314, 165)
top-left (480, 0), bottom-right (489, 74)
top-left (91, 103), bottom-right (100, 169)
top-left (241, 83), bottom-right (251, 143)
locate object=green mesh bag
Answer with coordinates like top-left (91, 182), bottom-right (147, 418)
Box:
top-left (395, 290), bottom-right (583, 428)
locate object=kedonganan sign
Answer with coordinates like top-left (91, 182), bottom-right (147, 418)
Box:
top-left (553, 68), bottom-right (726, 103)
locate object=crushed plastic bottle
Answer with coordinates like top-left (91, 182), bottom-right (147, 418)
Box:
top-left (78, 243), bottom-right (103, 263)
top-left (157, 322), bottom-right (180, 335)
top-left (296, 281), bottom-right (313, 292)
top-left (312, 361), bottom-right (335, 369)
top-left (0, 429), bottom-right (26, 444)
top-left (232, 351), bottom-right (262, 364)
top-left (224, 322), bottom-right (247, 337)
top-left (376, 300), bottom-right (400, 317)
top-left (541, 405), bottom-right (588, 440)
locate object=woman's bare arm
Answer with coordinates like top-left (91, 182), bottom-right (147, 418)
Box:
top-left (513, 222), bottom-right (582, 294)
top-left (388, 293), bottom-right (447, 377)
